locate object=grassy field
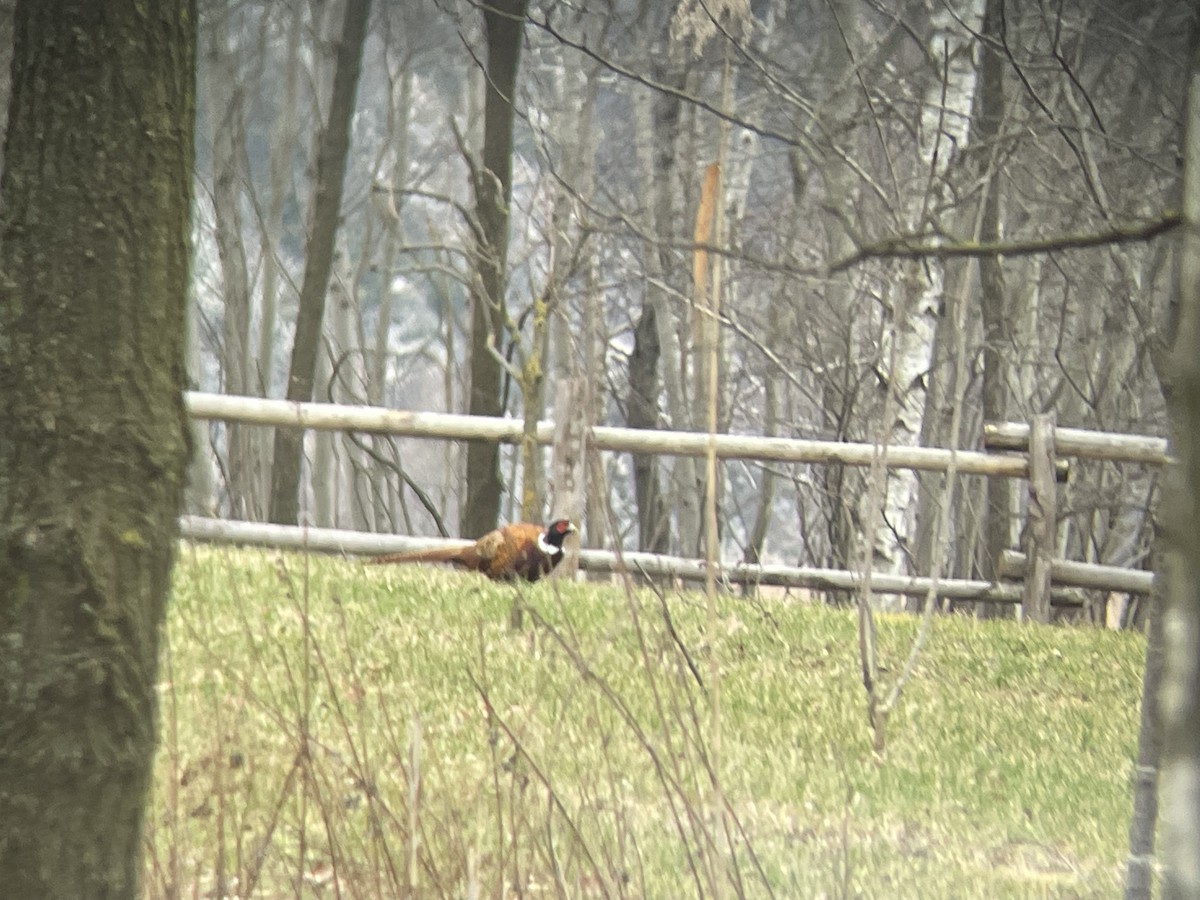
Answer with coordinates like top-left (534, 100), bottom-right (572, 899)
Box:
top-left (145, 544), bottom-right (1146, 898)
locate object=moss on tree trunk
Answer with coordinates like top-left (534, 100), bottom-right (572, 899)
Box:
top-left (0, 2), bottom-right (196, 896)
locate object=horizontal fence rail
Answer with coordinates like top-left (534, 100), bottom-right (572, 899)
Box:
top-left (998, 549), bottom-right (1153, 595)
top-left (187, 392), bottom-right (1060, 478)
top-left (983, 421), bottom-right (1169, 466)
top-left (179, 516), bottom-right (1086, 606)
top-left (183, 396), bottom-right (1164, 604)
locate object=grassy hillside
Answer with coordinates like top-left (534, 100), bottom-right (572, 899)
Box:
top-left (145, 545), bottom-right (1146, 898)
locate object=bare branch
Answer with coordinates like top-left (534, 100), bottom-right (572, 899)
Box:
top-left (828, 213), bottom-right (1182, 274)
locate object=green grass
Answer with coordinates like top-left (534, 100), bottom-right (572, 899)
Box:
top-left (145, 544), bottom-right (1146, 898)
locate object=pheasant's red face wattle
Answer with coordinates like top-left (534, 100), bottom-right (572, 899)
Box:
top-left (543, 519), bottom-right (577, 548)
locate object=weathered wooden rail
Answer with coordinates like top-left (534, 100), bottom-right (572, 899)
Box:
top-left (178, 515), bottom-right (1086, 606)
top-left (184, 392), bottom-right (1166, 615)
top-left (186, 392), bottom-right (1065, 478)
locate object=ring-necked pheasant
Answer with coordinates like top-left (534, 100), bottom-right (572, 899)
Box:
top-left (370, 519), bottom-right (578, 582)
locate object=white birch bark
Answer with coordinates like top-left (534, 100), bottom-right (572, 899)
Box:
top-left (869, 0), bottom-right (984, 598)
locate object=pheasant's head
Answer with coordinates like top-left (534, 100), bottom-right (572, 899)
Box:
top-left (540, 519), bottom-right (578, 553)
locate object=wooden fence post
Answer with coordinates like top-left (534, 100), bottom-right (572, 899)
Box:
top-left (1023, 412), bottom-right (1057, 623)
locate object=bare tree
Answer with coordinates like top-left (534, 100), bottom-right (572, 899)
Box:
top-left (462, 0), bottom-right (529, 538)
top-left (176, 0), bottom-right (1187, 593)
top-left (628, 20), bottom-right (697, 555)
top-left (269, 0), bottom-right (372, 525)
top-left (974, 0), bottom-right (1014, 588)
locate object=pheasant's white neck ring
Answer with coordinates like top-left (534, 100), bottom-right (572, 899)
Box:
top-left (538, 532), bottom-right (558, 556)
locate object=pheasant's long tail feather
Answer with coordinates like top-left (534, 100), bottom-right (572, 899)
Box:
top-left (369, 545), bottom-right (470, 566)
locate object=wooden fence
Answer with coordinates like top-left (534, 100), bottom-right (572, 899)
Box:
top-left (183, 391), bottom-right (1162, 616)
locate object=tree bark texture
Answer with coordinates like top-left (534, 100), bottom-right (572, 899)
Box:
top-left (1125, 586), bottom-right (1164, 900)
top-left (463, 0), bottom-right (528, 539)
top-left (1159, 22), bottom-right (1200, 897)
top-left (628, 304), bottom-right (670, 553)
top-left (975, 0), bottom-right (1014, 588)
top-left (0, 2), bottom-right (195, 896)
top-left (268, 0), bottom-right (372, 525)
top-left (630, 50), bottom-right (699, 555)
top-left (869, 0), bottom-right (983, 601)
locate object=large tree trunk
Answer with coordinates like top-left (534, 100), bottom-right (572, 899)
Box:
top-left (0, 1), bottom-right (195, 895)
top-left (462, 0), bottom-right (528, 538)
top-left (268, 0), bottom-right (371, 525)
top-left (1159, 23), bottom-right (1200, 897)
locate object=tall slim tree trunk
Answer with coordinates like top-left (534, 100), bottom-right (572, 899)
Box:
top-left (463, 0), bottom-right (528, 538)
top-left (258, 5), bottom-right (304, 403)
top-left (974, 0), bottom-right (1014, 616)
top-left (546, 53), bottom-right (599, 536)
top-left (628, 304), bottom-right (670, 552)
top-left (814, 0), bottom-right (865, 579)
top-left (630, 52), bottom-right (696, 555)
top-left (0, 1), bottom-right (195, 895)
top-left (268, 0), bottom-right (372, 525)
top-left (204, 10), bottom-right (259, 519)
top-left (744, 375), bottom-right (777, 573)
top-left (868, 0), bottom-right (983, 604)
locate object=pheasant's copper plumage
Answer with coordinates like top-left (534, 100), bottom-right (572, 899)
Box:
top-left (371, 519), bottom-right (577, 582)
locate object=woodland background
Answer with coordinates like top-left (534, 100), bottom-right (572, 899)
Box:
top-left (29, 0), bottom-right (1190, 601)
top-left (0, 2), bottom-right (1195, 896)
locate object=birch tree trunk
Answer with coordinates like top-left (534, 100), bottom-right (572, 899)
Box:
top-left (268, 0), bottom-right (371, 525)
top-left (0, 1), bottom-right (194, 893)
top-left (869, 0), bottom-right (983, 601)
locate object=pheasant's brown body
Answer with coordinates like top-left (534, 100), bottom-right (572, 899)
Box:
top-left (371, 520), bottom-right (577, 582)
